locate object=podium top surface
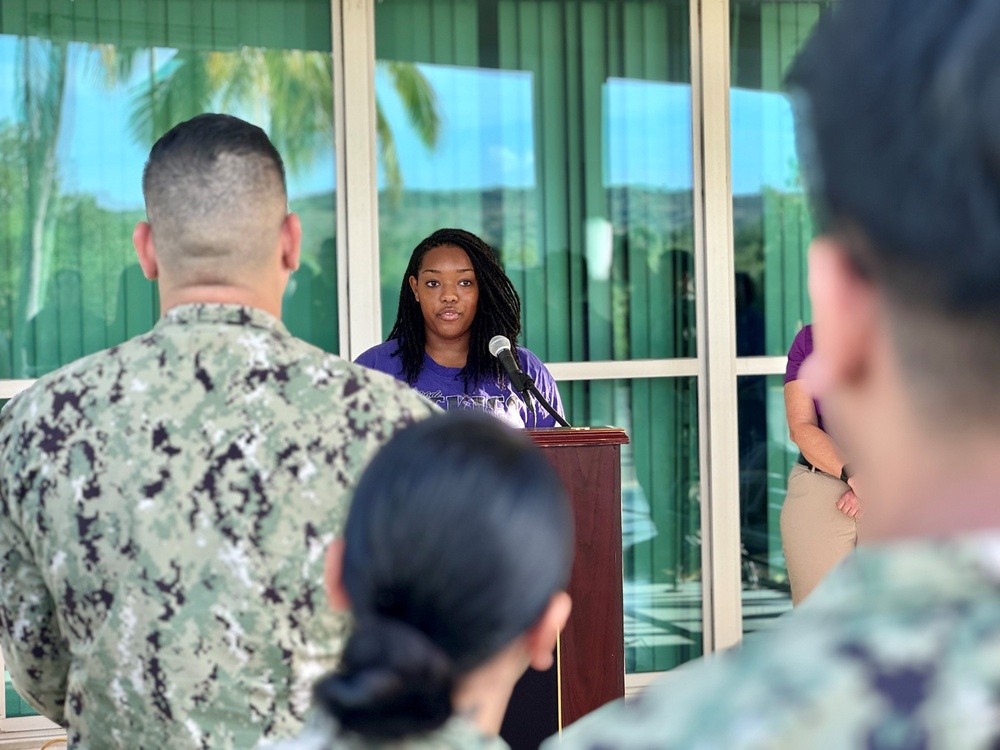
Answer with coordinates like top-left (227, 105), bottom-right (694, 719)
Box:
top-left (525, 426), bottom-right (629, 448)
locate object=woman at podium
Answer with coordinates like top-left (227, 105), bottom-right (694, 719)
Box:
top-left (262, 412), bottom-right (574, 750)
top-left (355, 228), bottom-right (565, 428)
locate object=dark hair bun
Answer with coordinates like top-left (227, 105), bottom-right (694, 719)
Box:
top-left (313, 617), bottom-right (456, 739)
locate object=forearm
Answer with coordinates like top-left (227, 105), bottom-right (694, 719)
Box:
top-left (0, 535), bottom-right (69, 722)
top-left (0, 615), bottom-right (69, 723)
top-left (790, 422), bottom-right (847, 478)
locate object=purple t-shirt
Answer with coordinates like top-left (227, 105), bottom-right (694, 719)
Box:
top-left (354, 340), bottom-right (566, 429)
top-left (785, 324), bottom-right (824, 430)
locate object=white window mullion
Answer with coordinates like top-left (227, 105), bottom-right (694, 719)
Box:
top-left (735, 356), bottom-right (788, 376)
top-left (693, 0), bottom-right (743, 655)
top-left (334, 0), bottom-right (382, 361)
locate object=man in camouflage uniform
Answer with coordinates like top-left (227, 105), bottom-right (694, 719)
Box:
top-left (0, 114), bottom-right (436, 749)
top-left (547, 1), bottom-right (1000, 748)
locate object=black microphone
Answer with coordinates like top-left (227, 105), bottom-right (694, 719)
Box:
top-left (488, 335), bottom-right (571, 428)
top-left (488, 335), bottom-right (531, 393)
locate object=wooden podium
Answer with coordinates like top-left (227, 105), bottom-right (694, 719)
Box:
top-left (500, 427), bottom-right (629, 750)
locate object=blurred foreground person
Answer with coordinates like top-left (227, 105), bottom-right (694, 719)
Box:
top-left (547, 1), bottom-right (1000, 747)
top-left (0, 114), bottom-right (435, 749)
top-left (264, 412), bottom-right (573, 749)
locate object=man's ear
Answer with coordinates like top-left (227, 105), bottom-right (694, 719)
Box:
top-left (324, 539), bottom-right (350, 612)
top-left (802, 236), bottom-right (878, 400)
top-left (280, 213), bottom-right (303, 273)
top-left (524, 592), bottom-right (572, 672)
top-left (133, 221), bottom-right (159, 280)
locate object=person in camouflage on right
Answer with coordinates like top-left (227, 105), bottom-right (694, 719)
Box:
top-left (546, 1), bottom-right (1000, 748)
top-left (0, 114), bottom-right (437, 749)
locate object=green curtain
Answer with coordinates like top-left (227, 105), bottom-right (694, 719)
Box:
top-left (759, 2), bottom-right (823, 356)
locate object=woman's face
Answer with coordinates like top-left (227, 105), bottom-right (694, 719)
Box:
top-left (409, 244), bottom-right (479, 347)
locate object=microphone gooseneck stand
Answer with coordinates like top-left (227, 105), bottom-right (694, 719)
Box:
top-left (489, 335), bottom-right (572, 428)
top-left (513, 374), bottom-right (571, 428)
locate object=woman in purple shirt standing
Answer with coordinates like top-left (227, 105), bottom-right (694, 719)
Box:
top-left (355, 228), bottom-right (565, 429)
top-left (781, 324), bottom-right (860, 604)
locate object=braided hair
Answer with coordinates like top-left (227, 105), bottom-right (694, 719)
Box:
top-left (387, 228), bottom-right (522, 388)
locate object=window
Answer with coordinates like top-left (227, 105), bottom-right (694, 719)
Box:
top-left (0, 0), bottom-right (338, 387)
top-left (731, 1), bottom-right (832, 629)
top-left (375, 0), bottom-right (700, 673)
top-left (731, 0), bottom-right (832, 357)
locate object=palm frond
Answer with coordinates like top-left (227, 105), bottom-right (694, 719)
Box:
top-left (88, 44), bottom-right (143, 90)
top-left (127, 50), bottom-right (214, 148)
top-left (16, 39), bottom-right (68, 160)
top-left (383, 61), bottom-right (441, 149)
top-left (263, 49), bottom-right (334, 173)
top-left (376, 98), bottom-right (402, 201)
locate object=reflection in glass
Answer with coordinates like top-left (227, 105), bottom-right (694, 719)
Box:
top-left (0, 0), bottom-right (338, 381)
top-left (375, 0), bottom-right (694, 363)
top-left (731, 1), bottom-right (832, 356)
top-left (375, 0), bottom-right (697, 677)
top-left (563, 378), bottom-right (700, 673)
top-left (739, 374), bottom-right (795, 633)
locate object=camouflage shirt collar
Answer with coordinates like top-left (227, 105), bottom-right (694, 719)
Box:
top-left (158, 303), bottom-right (289, 335)
top-left (295, 709), bottom-right (511, 749)
top-left (806, 531), bottom-right (1000, 611)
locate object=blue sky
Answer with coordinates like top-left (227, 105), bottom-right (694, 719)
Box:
top-left (375, 64), bottom-right (799, 195)
top-left (0, 38), bottom-right (800, 210)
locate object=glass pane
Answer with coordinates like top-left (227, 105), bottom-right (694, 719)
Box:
top-left (4, 668), bottom-right (37, 718)
top-left (562, 377), bottom-right (700, 673)
top-left (731, 1), bottom-right (832, 356)
top-left (0, 0), bottom-right (338, 380)
top-left (374, 0), bottom-right (694, 362)
top-left (739, 374), bottom-right (793, 633)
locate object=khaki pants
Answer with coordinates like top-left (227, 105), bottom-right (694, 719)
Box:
top-left (780, 463), bottom-right (858, 605)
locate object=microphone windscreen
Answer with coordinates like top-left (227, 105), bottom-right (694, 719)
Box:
top-left (488, 335), bottom-right (511, 358)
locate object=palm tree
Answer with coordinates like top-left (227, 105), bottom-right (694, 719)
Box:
top-left (376, 61), bottom-right (441, 200)
top-left (11, 38), bottom-right (68, 377)
top-left (95, 46), bottom-right (440, 195)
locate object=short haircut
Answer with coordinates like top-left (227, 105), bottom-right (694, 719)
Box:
top-left (388, 228), bottom-right (522, 388)
top-left (312, 411), bottom-right (574, 739)
top-left (788, 0), bottom-right (1000, 420)
top-left (141, 113), bottom-right (288, 281)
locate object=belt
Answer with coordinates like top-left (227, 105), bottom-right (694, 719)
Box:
top-left (797, 453), bottom-right (817, 472)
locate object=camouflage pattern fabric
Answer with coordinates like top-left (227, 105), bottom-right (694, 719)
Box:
top-left (547, 535), bottom-right (1000, 750)
top-left (260, 711), bottom-right (510, 750)
top-left (0, 304), bottom-right (437, 749)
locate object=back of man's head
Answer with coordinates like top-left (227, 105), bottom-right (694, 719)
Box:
top-left (142, 114), bottom-right (288, 284)
top-left (789, 0), bottom-right (1000, 424)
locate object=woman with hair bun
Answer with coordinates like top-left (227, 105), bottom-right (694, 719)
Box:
top-left (355, 228), bottom-right (565, 429)
top-left (262, 411), bottom-right (574, 749)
